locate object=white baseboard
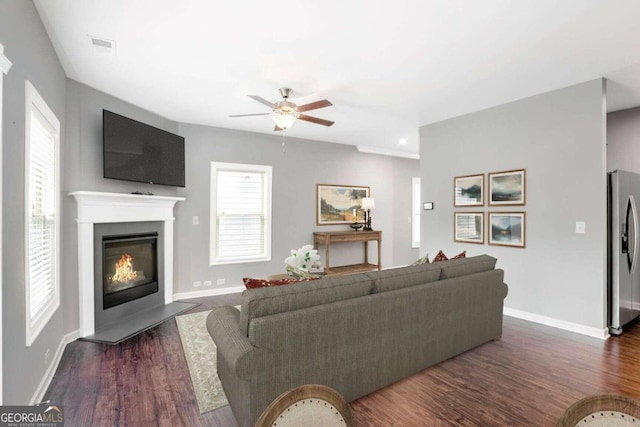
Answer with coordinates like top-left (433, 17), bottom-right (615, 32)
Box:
top-left (30, 329), bottom-right (80, 405)
top-left (173, 285), bottom-right (244, 301)
top-left (504, 307), bottom-right (609, 340)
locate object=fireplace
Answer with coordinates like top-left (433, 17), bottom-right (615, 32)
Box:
top-left (102, 233), bottom-right (158, 309)
top-left (71, 191), bottom-right (186, 338)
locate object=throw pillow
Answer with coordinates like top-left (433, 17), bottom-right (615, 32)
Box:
top-left (243, 277), bottom-right (299, 289)
top-left (432, 250), bottom-right (467, 262)
top-left (432, 250), bottom-right (448, 262)
top-left (242, 275), bottom-right (321, 289)
top-left (452, 251), bottom-right (466, 259)
top-left (411, 254), bottom-right (430, 265)
top-left (286, 265), bottom-right (322, 280)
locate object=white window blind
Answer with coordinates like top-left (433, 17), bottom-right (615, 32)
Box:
top-left (25, 81), bottom-right (60, 346)
top-left (210, 162), bottom-right (272, 265)
top-left (412, 177), bottom-right (421, 248)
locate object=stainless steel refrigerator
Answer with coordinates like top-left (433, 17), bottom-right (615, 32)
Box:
top-left (608, 170), bottom-right (640, 335)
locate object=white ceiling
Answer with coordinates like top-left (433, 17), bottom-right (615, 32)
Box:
top-left (34, 0), bottom-right (640, 156)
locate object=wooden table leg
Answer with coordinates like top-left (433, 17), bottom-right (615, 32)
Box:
top-left (377, 237), bottom-right (381, 270)
top-left (325, 236), bottom-right (331, 274)
top-left (364, 241), bottom-right (369, 265)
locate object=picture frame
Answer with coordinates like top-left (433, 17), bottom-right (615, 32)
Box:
top-left (488, 212), bottom-right (526, 248)
top-left (454, 212), bottom-right (484, 244)
top-left (316, 184), bottom-right (370, 225)
top-left (488, 169), bottom-right (526, 206)
top-left (454, 174), bottom-right (484, 207)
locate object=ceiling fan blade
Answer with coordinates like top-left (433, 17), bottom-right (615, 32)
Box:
top-left (274, 125), bottom-right (284, 132)
top-left (248, 95), bottom-right (275, 108)
top-left (229, 113), bottom-right (272, 117)
top-left (298, 114), bottom-right (335, 127)
top-left (296, 99), bottom-right (332, 113)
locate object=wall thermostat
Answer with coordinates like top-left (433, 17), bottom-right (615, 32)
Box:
top-left (423, 202), bottom-right (434, 210)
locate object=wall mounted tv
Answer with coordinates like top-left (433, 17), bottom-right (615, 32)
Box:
top-left (103, 110), bottom-right (185, 187)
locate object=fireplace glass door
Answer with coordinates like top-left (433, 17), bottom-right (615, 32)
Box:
top-left (102, 233), bottom-right (158, 309)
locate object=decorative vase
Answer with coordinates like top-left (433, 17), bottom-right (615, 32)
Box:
top-left (350, 222), bottom-right (363, 231)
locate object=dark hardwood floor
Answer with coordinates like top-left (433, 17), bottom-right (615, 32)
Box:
top-left (45, 295), bottom-right (640, 426)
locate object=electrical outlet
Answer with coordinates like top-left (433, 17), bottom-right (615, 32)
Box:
top-left (45, 348), bottom-right (51, 365)
top-left (192, 216), bottom-right (199, 225)
top-left (217, 278), bottom-right (225, 286)
top-left (193, 281), bottom-right (202, 287)
top-left (204, 280), bottom-right (212, 287)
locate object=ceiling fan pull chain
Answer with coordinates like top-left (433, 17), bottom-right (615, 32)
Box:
top-left (282, 131), bottom-right (286, 153)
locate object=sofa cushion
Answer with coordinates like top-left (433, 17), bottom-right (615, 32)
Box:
top-left (365, 263), bottom-right (442, 293)
top-left (240, 273), bottom-right (373, 336)
top-left (438, 254), bottom-right (497, 279)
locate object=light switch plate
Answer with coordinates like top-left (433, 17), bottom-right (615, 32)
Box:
top-left (575, 221), bottom-right (586, 234)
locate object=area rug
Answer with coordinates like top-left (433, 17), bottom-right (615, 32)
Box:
top-left (175, 310), bottom-right (228, 414)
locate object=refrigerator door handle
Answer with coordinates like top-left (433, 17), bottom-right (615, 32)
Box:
top-left (629, 195), bottom-right (639, 275)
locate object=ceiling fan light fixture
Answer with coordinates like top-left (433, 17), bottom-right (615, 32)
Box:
top-left (272, 112), bottom-right (298, 129)
top-left (232, 88), bottom-right (333, 130)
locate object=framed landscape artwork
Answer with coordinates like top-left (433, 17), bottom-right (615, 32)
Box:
top-left (488, 212), bottom-right (526, 248)
top-left (489, 169), bottom-right (526, 206)
top-left (316, 184), bottom-right (370, 225)
top-left (454, 212), bottom-right (484, 244)
top-left (454, 174), bottom-right (484, 207)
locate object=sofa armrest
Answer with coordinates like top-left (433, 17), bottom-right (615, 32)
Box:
top-left (207, 306), bottom-right (264, 380)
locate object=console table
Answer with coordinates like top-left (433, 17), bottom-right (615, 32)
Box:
top-left (313, 230), bottom-right (382, 276)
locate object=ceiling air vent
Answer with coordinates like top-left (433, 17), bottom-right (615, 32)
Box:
top-left (88, 35), bottom-right (116, 55)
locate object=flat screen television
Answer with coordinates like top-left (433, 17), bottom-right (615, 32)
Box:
top-left (103, 110), bottom-right (185, 187)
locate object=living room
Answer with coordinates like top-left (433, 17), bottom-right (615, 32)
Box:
top-left (3, 1), bottom-right (640, 425)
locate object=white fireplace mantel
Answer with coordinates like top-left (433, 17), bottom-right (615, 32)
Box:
top-left (70, 191), bottom-right (185, 337)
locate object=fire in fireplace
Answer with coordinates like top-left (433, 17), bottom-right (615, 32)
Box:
top-left (102, 233), bottom-right (158, 309)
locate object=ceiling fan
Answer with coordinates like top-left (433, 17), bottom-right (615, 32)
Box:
top-left (229, 88), bottom-right (334, 131)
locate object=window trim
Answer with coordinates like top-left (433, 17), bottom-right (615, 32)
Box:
top-left (412, 177), bottom-right (421, 249)
top-left (24, 80), bottom-right (61, 347)
top-left (210, 161), bottom-right (272, 265)
top-left (0, 41), bottom-right (12, 405)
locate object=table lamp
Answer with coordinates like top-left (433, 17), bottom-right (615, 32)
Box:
top-left (361, 197), bottom-right (375, 231)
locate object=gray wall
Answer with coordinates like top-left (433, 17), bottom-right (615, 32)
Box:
top-left (1, 0), bottom-right (68, 403)
top-left (64, 81), bottom-right (419, 313)
top-left (420, 79), bottom-right (607, 330)
top-left (174, 123), bottom-right (419, 293)
top-left (608, 106), bottom-right (640, 173)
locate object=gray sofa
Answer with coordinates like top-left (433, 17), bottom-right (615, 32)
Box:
top-left (207, 255), bottom-right (508, 427)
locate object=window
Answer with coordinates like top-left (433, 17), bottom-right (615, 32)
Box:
top-left (412, 177), bottom-right (421, 248)
top-left (25, 81), bottom-right (60, 346)
top-left (210, 162), bottom-right (272, 265)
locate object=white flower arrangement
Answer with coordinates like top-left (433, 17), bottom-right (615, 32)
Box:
top-left (284, 244), bottom-right (320, 272)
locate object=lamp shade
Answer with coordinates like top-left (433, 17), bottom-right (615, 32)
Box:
top-left (361, 197), bottom-right (375, 210)
top-left (272, 112), bottom-right (297, 129)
